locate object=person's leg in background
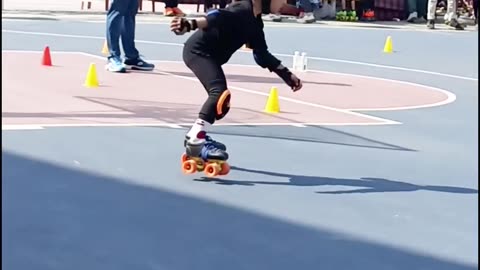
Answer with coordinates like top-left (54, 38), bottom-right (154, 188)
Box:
top-left (472, 0), bottom-right (478, 24)
top-left (427, 0), bottom-right (463, 28)
top-left (296, 0), bottom-right (318, 22)
top-left (426, 0), bottom-right (439, 27)
top-left (444, 0), bottom-right (465, 29)
top-left (164, 0), bottom-right (184, 16)
top-left (182, 49), bottom-right (229, 159)
top-left (106, 0), bottom-right (129, 72)
top-left (219, 0), bottom-right (227, 8)
top-left (407, 0), bottom-right (426, 21)
top-left (121, 0), bottom-right (155, 71)
top-left (416, 0), bottom-right (427, 20)
top-left (204, 0), bottom-right (228, 11)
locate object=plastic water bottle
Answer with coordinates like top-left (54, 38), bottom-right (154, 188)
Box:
top-left (300, 52), bottom-right (307, 71)
top-left (293, 51), bottom-right (300, 71)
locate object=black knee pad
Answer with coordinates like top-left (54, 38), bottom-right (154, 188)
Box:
top-left (215, 89), bottom-right (231, 120)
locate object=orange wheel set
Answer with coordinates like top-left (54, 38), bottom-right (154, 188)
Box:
top-left (181, 153), bottom-right (230, 177)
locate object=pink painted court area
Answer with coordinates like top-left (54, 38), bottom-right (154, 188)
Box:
top-left (2, 51), bottom-right (455, 126)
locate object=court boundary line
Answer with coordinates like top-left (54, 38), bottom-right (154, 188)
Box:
top-left (1, 50), bottom-right (459, 130)
top-left (1, 50), bottom-right (458, 111)
top-left (75, 51), bottom-right (399, 125)
top-left (1, 121), bottom-right (396, 130)
top-left (1, 50), bottom-right (400, 125)
top-left (2, 29), bottom-right (477, 82)
top-left (143, 59), bottom-right (457, 112)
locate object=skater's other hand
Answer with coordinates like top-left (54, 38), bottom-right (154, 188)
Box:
top-left (290, 73), bottom-right (302, 92)
top-left (170, 16), bottom-right (187, 35)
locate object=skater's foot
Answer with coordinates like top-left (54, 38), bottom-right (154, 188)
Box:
top-left (201, 143), bottom-right (229, 161)
top-left (184, 131), bottom-right (227, 158)
top-left (206, 135), bottom-right (227, 151)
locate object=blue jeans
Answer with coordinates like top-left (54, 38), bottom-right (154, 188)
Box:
top-left (106, 0), bottom-right (140, 60)
top-left (297, 0), bottom-right (319, 12)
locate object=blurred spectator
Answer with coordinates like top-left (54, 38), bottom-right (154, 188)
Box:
top-left (373, 0), bottom-right (404, 20)
top-left (204, 0), bottom-right (228, 11)
top-left (164, 0), bottom-right (185, 16)
top-left (296, 0), bottom-right (321, 23)
top-left (427, 0), bottom-right (464, 29)
top-left (106, 0), bottom-right (155, 72)
top-left (406, 0), bottom-right (427, 22)
top-left (260, 0), bottom-right (301, 21)
top-left (472, 0), bottom-right (478, 24)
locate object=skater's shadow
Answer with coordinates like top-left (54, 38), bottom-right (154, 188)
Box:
top-left (195, 166), bottom-right (478, 195)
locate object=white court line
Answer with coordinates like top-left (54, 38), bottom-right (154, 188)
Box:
top-left (106, 58), bottom-right (457, 112)
top-left (2, 29), bottom-right (478, 82)
top-left (2, 50), bottom-right (459, 126)
top-left (306, 69), bottom-right (458, 111)
top-left (4, 50), bottom-right (397, 129)
top-left (8, 50), bottom-right (396, 125)
top-left (31, 50), bottom-right (455, 113)
top-left (2, 50), bottom-right (457, 113)
top-left (2, 125), bottom-right (45, 130)
top-left (3, 18), bottom-right (470, 34)
top-left (2, 121), bottom-right (394, 131)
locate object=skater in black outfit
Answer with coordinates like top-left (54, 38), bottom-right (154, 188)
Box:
top-left (170, 0), bottom-right (303, 161)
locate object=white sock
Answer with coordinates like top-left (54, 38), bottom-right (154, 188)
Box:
top-left (186, 119), bottom-right (211, 143)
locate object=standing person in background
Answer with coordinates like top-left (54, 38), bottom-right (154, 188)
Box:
top-left (296, 0), bottom-right (320, 23)
top-left (204, 0), bottom-right (228, 12)
top-left (473, 0), bottom-right (478, 26)
top-left (406, 0), bottom-right (427, 23)
top-left (106, 0), bottom-right (156, 72)
top-left (426, 0), bottom-right (464, 29)
top-left (164, 0), bottom-right (185, 16)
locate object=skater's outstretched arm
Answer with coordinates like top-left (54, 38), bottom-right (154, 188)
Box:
top-left (248, 15), bottom-right (303, 92)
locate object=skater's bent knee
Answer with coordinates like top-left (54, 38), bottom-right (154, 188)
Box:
top-left (215, 89), bottom-right (231, 120)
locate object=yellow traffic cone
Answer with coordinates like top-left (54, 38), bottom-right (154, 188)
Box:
top-left (102, 40), bottom-right (109, 55)
top-left (84, 63), bottom-right (99, 88)
top-left (264, 87), bottom-right (280, 113)
top-left (383, 36), bottom-right (393, 53)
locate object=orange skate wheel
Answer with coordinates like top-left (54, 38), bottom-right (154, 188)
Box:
top-left (204, 163), bottom-right (220, 177)
top-left (182, 160), bottom-right (197, 174)
top-left (181, 153), bottom-right (189, 163)
top-left (219, 162), bottom-right (230, 175)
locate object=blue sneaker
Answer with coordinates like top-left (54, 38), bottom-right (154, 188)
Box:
top-left (106, 56), bottom-right (126, 73)
top-left (124, 57), bottom-right (155, 71)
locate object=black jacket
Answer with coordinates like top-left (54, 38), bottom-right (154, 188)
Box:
top-left (184, 0), bottom-right (281, 71)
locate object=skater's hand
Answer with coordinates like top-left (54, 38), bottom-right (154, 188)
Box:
top-left (170, 16), bottom-right (188, 35)
top-left (273, 65), bottom-right (302, 92)
top-left (290, 73), bottom-right (302, 92)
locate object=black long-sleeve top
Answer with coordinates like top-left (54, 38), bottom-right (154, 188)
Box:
top-left (183, 0), bottom-right (282, 71)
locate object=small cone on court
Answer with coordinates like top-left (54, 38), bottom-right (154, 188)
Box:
top-left (102, 40), bottom-right (109, 55)
top-left (383, 36), bottom-right (393, 53)
top-left (84, 63), bottom-right (99, 88)
top-left (42, 46), bottom-right (52, 66)
top-left (264, 87), bottom-right (280, 113)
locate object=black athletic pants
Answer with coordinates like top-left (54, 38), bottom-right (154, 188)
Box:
top-left (183, 48), bottom-right (231, 125)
